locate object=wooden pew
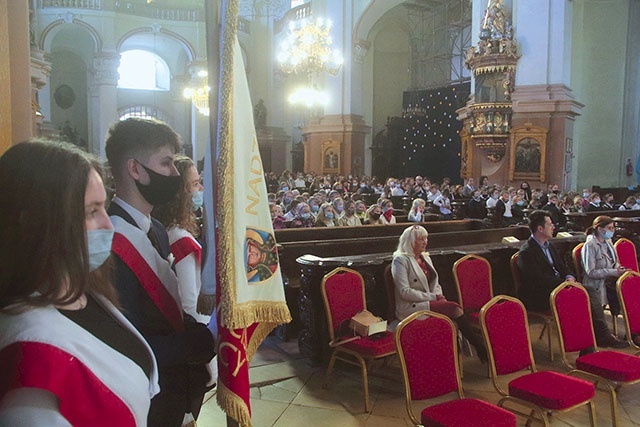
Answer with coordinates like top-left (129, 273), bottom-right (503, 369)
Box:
top-left (291, 225), bottom-right (585, 364)
top-left (275, 220), bottom-right (487, 283)
top-left (564, 209), bottom-right (640, 232)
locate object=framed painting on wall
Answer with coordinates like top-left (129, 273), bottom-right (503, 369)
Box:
top-left (508, 123), bottom-right (548, 182)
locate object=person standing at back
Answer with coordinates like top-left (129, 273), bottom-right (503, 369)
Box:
top-left (105, 118), bottom-right (216, 427)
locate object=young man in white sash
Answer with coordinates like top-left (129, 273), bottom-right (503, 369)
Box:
top-left (105, 118), bottom-right (216, 427)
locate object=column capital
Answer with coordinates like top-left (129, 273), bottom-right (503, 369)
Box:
top-left (92, 52), bottom-right (120, 86)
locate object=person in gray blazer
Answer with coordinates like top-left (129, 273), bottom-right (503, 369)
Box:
top-left (581, 216), bottom-right (629, 349)
top-left (391, 225), bottom-right (487, 362)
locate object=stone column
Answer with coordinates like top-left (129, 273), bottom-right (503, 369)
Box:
top-left (510, 0), bottom-right (582, 190)
top-left (0, 1), bottom-right (32, 153)
top-left (89, 52), bottom-right (119, 159)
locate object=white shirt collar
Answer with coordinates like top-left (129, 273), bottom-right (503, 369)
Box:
top-left (112, 196), bottom-right (151, 233)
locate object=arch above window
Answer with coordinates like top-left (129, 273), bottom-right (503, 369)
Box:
top-left (118, 50), bottom-right (170, 91)
top-left (118, 105), bottom-right (172, 124)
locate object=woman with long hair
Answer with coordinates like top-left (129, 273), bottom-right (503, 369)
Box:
top-left (315, 202), bottom-right (337, 227)
top-left (0, 141), bottom-right (158, 425)
top-left (581, 216), bottom-right (629, 348)
top-left (391, 225), bottom-right (487, 362)
top-left (153, 156), bottom-right (208, 323)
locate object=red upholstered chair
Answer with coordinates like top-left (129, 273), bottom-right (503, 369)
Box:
top-left (614, 237), bottom-right (639, 273)
top-left (383, 263), bottom-right (396, 323)
top-left (572, 242), bottom-right (585, 283)
top-left (510, 252), bottom-right (555, 361)
top-left (617, 271), bottom-right (640, 352)
top-left (551, 281), bottom-right (640, 427)
top-left (480, 295), bottom-right (597, 427)
top-left (321, 267), bottom-right (396, 412)
top-left (452, 254), bottom-right (493, 329)
top-left (395, 310), bottom-right (516, 427)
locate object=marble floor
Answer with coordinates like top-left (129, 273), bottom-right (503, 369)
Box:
top-left (198, 321), bottom-right (640, 427)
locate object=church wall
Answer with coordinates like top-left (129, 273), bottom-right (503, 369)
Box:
top-left (371, 22), bottom-right (410, 158)
top-left (571, 0), bottom-right (630, 189)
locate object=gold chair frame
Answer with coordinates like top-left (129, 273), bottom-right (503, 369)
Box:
top-left (551, 281), bottom-right (640, 427)
top-left (320, 266), bottom-right (396, 413)
top-left (481, 295), bottom-right (597, 427)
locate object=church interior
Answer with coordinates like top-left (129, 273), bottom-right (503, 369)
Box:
top-left (2, 1), bottom-right (640, 426)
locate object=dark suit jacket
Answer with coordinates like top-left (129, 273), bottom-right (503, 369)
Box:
top-left (517, 236), bottom-right (573, 311)
top-left (109, 202), bottom-right (215, 426)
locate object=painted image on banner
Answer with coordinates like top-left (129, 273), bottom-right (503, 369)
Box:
top-left (245, 227), bottom-right (279, 283)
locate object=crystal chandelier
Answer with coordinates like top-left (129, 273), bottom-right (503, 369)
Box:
top-left (277, 17), bottom-right (343, 77)
top-left (277, 17), bottom-right (342, 113)
top-left (183, 70), bottom-right (210, 116)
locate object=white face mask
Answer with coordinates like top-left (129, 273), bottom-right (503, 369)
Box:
top-left (87, 229), bottom-right (114, 271)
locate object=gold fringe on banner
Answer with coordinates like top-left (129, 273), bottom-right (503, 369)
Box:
top-left (216, 0), bottom-right (238, 331)
top-left (216, 381), bottom-right (253, 427)
top-left (225, 302), bottom-right (291, 332)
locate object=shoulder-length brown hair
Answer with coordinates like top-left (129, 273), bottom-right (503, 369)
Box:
top-left (585, 215), bottom-right (613, 235)
top-left (152, 155), bottom-right (200, 237)
top-left (0, 140), bottom-right (118, 312)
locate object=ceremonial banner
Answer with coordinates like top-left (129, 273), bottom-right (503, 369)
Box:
top-left (214, 1), bottom-right (291, 425)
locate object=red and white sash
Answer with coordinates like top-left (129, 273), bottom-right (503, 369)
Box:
top-left (169, 227), bottom-right (202, 265)
top-left (0, 297), bottom-right (159, 427)
top-left (110, 216), bottom-right (184, 331)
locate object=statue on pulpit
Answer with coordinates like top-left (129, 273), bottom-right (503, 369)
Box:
top-left (253, 99), bottom-right (267, 128)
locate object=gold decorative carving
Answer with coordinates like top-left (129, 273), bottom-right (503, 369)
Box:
top-left (509, 123), bottom-right (548, 182)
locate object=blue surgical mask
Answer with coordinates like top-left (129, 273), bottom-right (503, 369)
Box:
top-left (311, 205), bottom-right (319, 213)
top-left (282, 186), bottom-right (289, 191)
top-left (301, 213), bottom-right (311, 220)
top-left (593, 199), bottom-right (601, 205)
top-left (192, 190), bottom-right (203, 209)
top-left (87, 229), bottom-right (114, 271)
top-left (325, 212), bottom-right (334, 220)
top-left (284, 197), bottom-right (292, 204)
top-left (601, 229), bottom-right (614, 240)
top-left (335, 204), bottom-right (343, 213)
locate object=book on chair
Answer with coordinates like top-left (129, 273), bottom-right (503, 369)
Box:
top-left (350, 310), bottom-right (388, 337)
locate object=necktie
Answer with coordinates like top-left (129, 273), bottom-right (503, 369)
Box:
top-left (147, 228), bottom-right (162, 255)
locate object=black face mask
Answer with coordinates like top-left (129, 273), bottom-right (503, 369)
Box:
top-left (135, 162), bottom-right (182, 206)
top-left (371, 213), bottom-right (381, 220)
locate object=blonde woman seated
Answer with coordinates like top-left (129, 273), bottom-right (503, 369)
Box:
top-left (391, 225), bottom-right (487, 362)
top-left (407, 198), bottom-right (426, 222)
top-left (315, 202), bottom-right (337, 227)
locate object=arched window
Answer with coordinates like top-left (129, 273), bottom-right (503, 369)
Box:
top-left (118, 50), bottom-right (171, 91)
top-left (118, 105), bottom-right (172, 124)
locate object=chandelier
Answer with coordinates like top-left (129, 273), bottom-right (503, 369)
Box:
top-left (183, 70), bottom-right (210, 116)
top-left (277, 17), bottom-right (343, 78)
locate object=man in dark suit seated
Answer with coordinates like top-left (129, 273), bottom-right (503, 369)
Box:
top-left (517, 210), bottom-right (575, 311)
